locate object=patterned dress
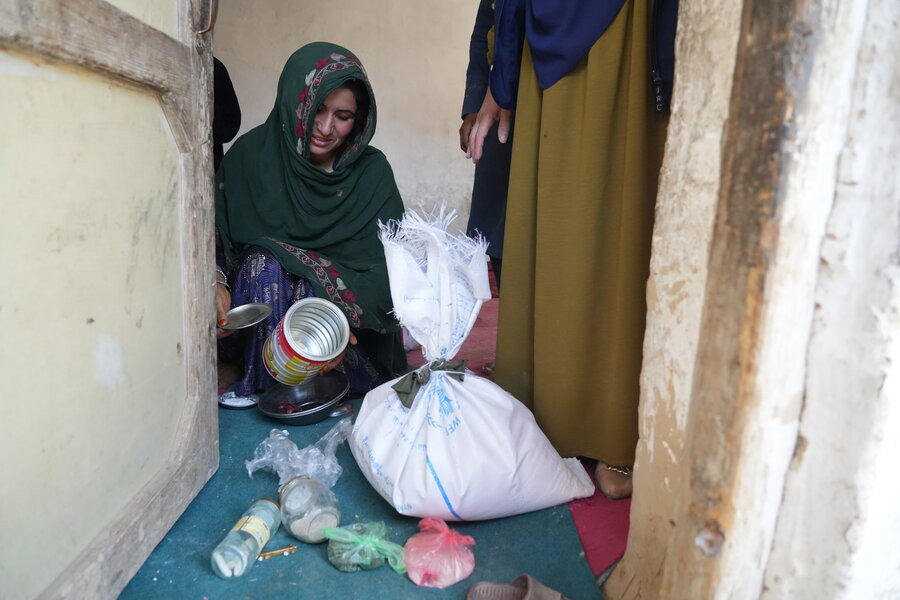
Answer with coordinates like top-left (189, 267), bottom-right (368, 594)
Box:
top-left (218, 246), bottom-right (385, 397)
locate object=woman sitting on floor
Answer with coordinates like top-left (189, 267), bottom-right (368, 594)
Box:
top-left (214, 42), bottom-right (407, 397)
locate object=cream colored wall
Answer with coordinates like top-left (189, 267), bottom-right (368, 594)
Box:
top-left (213, 0), bottom-right (477, 232)
top-left (106, 0), bottom-right (178, 39)
top-left (0, 50), bottom-right (186, 599)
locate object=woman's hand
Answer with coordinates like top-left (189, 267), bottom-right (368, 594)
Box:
top-left (459, 113), bottom-right (477, 153)
top-left (320, 332), bottom-right (358, 375)
top-left (466, 87), bottom-right (513, 164)
top-left (215, 280), bottom-right (233, 339)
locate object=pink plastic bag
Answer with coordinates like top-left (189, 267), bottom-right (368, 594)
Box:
top-left (403, 518), bottom-right (476, 588)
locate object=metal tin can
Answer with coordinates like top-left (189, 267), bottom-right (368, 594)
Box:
top-left (263, 298), bottom-right (350, 386)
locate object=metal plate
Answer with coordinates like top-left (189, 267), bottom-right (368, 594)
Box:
top-left (257, 370), bottom-right (351, 425)
top-left (217, 391), bottom-right (258, 410)
top-left (222, 303), bottom-right (272, 330)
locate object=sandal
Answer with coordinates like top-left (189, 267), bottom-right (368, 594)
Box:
top-left (467, 574), bottom-right (569, 600)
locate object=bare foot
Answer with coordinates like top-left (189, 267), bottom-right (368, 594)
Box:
top-left (594, 462), bottom-right (633, 500)
top-left (217, 362), bottom-right (241, 394)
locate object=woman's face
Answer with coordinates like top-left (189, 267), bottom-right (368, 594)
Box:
top-left (308, 86), bottom-right (358, 170)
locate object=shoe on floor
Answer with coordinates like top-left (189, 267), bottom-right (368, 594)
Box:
top-left (594, 462), bottom-right (633, 500)
top-left (467, 574), bottom-right (569, 600)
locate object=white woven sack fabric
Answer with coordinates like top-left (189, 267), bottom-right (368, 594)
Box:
top-left (349, 209), bottom-right (594, 520)
top-left (350, 371), bottom-right (595, 520)
top-left (379, 210), bottom-right (490, 360)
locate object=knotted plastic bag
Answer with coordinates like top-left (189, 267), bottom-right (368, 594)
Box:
top-left (245, 417), bottom-right (352, 488)
top-left (403, 518), bottom-right (475, 588)
top-left (350, 210), bottom-right (595, 520)
top-left (321, 522), bottom-right (406, 573)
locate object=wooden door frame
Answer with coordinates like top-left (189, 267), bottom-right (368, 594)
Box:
top-left (607, 0), bottom-right (900, 597)
top-left (0, 1), bottom-right (217, 597)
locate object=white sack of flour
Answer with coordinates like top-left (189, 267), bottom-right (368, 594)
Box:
top-left (350, 210), bottom-right (594, 521)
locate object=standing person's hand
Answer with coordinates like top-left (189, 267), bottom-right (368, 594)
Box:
top-left (466, 87), bottom-right (513, 164)
top-left (459, 113), bottom-right (478, 153)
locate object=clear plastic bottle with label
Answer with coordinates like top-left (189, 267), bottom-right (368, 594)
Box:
top-left (280, 476), bottom-right (341, 544)
top-left (210, 498), bottom-right (281, 578)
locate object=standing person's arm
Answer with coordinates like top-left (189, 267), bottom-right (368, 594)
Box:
top-left (460, 0), bottom-right (494, 153)
top-left (466, 0), bottom-right (525, 163)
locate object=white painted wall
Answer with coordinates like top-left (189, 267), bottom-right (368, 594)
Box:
top-left (213, 0), bottom-right (477, 232)
top-left (762, 1), bottom-right (900, 596)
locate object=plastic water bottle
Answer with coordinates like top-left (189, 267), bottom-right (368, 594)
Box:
top-left (210, 498), bottom-right (281, 578)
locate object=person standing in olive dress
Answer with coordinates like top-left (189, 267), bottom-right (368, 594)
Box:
top-left (467, 0), bottom-right (677, 499)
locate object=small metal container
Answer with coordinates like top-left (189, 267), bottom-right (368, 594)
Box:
top-left (263, 298), bottom-right (350, 385)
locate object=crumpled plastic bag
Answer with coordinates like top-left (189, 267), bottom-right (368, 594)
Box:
top-left (322, 522), bottom-right (406, 574)
top-left (245, 417), bottom-right (352, 488)
top-left (403, 518), bottom-right (475, 588)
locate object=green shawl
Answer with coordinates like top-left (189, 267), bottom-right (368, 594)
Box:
top-left (216, 43), bottom-right (404, 337)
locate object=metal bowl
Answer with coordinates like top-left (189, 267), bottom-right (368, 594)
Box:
top-left (257, 370), bottom-right (351, 425)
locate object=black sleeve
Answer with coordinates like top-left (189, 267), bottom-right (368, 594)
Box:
top-left (461, 0), bottom-right (494, 118)
top-left (213, 57), bottom-right (242, 170)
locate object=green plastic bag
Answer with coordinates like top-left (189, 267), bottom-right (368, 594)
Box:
top-left (322, 522), bottom-right (406, 574)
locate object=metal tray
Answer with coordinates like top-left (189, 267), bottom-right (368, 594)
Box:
top-left (257, 370), bottom-right (351, 425)
top-left (222, 303), bottom-right (272, 330)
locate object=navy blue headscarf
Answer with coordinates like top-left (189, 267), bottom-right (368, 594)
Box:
top-left (490, 0), bottom-right (626, 108)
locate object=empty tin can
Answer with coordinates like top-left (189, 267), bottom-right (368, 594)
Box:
top-left (263, 298), bottom-right (350, 386)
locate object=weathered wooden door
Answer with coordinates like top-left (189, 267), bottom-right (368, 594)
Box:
top-left (606, 0), bottom-right (900, 597)
top-left (0, 1), bottom-right (217, 598)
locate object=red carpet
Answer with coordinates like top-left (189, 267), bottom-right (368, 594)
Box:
top-left (405, 265), bottom-right (499, 374)
top-left (404, 265), bottom-right (630, 577)
top-left (406, 298), bottom-right (498, 373)
top-left (568, 463), bottom-right (631, 576)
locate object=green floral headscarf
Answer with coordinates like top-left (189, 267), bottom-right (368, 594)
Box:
top-left (216, 42), bottom-right (404, 338)
top-left (216, 42), bottom-right (407, 376)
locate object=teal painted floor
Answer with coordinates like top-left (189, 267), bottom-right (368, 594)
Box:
top-left (121, 400), bottom-right (601, 599)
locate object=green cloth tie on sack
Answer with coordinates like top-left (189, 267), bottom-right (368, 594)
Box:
top-left (391, 359), bottom-right (467, 408)
top-left (322, 522), bottom-right (407, 574)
